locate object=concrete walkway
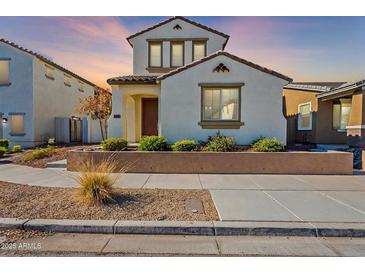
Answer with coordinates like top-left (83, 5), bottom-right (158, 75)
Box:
top-left (2, 233), bottom-right (365, 256)
top-left (1, 163), bottom-right (365, 224)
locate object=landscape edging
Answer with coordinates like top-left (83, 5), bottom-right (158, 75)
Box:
top-left (2, 218), bottom-right (365, 237)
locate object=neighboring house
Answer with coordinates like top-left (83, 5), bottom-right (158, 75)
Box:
top-left (283, 79), bottom-right (365, 147)
top-left (0, 38), bottom-right (104, 148)
top-left (108, 16), bottom-right (292, 144)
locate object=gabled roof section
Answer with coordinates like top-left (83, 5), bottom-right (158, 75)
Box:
top-left (0, 38), bottom-right (105, 91)
top-left (126, 16), bottom-right (230, 49)
top-left (285, 82), bottom-right (345, 92)
top-left (317, 78), bottom-right (365, 99)
top-left (157, 50), bottom-right (293, 82)
top-left (107, 75), bottom-right (158, 85)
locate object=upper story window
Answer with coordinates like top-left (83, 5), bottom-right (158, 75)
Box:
top-left (45, 65), bottom-right (55, 80)
top-left (333, 99), bottom-right (352, 130)
top-left (64, 74), bottom-right (72, 87)
top-left (202, 87), bottom-right (240, 121)
top-left (298, 102), bottom-right (312, 131)
top-left (192, 41), bottom-right (206, 62)
top-left (148, 41), bottom-right (162, 67)
top-left (78, 81), bottom-right (85, 92)
top-left (0, 59), bottom-right (10, 86)
top-left (170, 41), bottom-right (184, 67)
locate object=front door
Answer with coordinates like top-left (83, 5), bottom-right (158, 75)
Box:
top-left (141, 98), bottom-right (158, 136)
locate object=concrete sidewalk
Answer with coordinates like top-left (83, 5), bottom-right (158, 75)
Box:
top-left (1, 163), bottom-right (365, 224)
top-left (2, 233), bottom-right (365, 256)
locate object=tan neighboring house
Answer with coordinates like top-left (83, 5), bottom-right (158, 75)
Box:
top-left (283, 79), bottom-right (365, 147)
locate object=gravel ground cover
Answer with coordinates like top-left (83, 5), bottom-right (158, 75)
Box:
top-left (0, 181), bottom-right (218, 221)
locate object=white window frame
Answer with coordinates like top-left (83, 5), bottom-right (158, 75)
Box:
top-left (297, 102), bottom-right (312, 131)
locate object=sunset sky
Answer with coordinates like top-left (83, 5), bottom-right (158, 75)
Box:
top-left (0, 16), bottom-right (364, 88)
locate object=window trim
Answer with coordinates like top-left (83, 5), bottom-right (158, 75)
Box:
top-left (170, 41), bottom-right (185, 68)
top-left (199, 84), bottom-right (243, 129)
top-left (45, 64), bottom-right (55, 80)
top-left (64, 74), bottom-right (72, 87)
top-left (8, 112), bottom-right (26, 136)
top-left (332, 99), bottom-right (352, 131)
top-left (0, 58), bottom-right (11, 86)
top-left (192, 41), bottom-right (207, 62)
top-left (297, 102), bottom-right (312, 131)
top-left (148, 41), bottom-right (163, 68)
top-left (78, 81), bottom-right (85, 92)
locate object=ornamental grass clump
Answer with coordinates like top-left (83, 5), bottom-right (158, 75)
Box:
top-left (251, 137), bottom-right (284, 152)
top-left (171, 139), bottom-right (198, 151)
top-left (138, 136), bottom-right (170, 151)
top-left (203, 133), bottom-right (236, 152)
top-left (0, 139), bottom-right (9, 149)
top-left (23, 146), bottom-right (55, 161)
top-left (73, 158), bottom-right (123, 206)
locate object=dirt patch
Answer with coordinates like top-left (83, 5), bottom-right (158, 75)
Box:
top-left (0, 181), bottom-right (218, 221)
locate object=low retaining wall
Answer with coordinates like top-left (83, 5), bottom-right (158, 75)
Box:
top-left (67, 150), bottom-right (353, 175)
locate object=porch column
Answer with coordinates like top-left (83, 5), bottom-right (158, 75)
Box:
top-left (347, 88), bottom-right (365, 147)
top-left (107, 85), bottom-right (124, 138)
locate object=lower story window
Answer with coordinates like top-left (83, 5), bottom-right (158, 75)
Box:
top-left (333, 99), bottom-right (352, 130)
top-left (202, 87), bottom-right (240, 121)
top-left (10, 114), bottom-right (25, 135)
top-left (298, 102), bottom-right (312, 130)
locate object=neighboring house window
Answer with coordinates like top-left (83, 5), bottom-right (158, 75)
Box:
top-left (298, 102), bottom-right (312, 130)
top-left (149, 42), bottom-right (162, 67)
top-left (192, 41), bottom-right (206, 62)
top-left (202, 87), bottom-right (240, 121)
top-left (64, 74), bottom-right (71, 87)
top-left (170, 41), bottom-right (184, 67)
top-left (0, 59), bottom-right (10, 86)
top-left (333, 100), bottom-right (352, 130)
top-left (78, 81), bottom-right (84, 92)
top-left (9, 114), bottom-right (25, 135)
top-left (45, 65), bottom-right (55, 79)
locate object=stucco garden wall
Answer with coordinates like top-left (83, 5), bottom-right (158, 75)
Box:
top-left (67, 150), bottom-right (353, 175)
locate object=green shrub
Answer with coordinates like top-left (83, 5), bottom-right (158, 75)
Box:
top-left (101, 138), bottom-right (127, 151)
top-left (203, 133), bottom-right (236, 152)
top-left (251, 137), bottom-right (284, 152)
top-left (23, 146), bottom-right (55, 161)
top-left (0, 139), bottom-right (9, 149)
top-left (138, 136), bottom-right (170, 151)
top-left (171, 139), bottom-right (198, 151)
top-left (0, 147), bottom-right (6, 157)
top-left (12, 145), bottom-right (22, 153)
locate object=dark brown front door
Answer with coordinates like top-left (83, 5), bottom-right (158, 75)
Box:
top-left (142, 98), bottom-right (158, 136)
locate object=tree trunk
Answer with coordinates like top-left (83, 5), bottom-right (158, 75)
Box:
top-left (99, 119), bottom-right (105, 140)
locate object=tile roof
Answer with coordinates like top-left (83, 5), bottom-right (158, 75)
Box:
top-left (126, 16), bottom-right (230, 49)
top-left (107, 75), bottom-right (158, 85)
top-left (0, 38), bottom-right (105, 91)
top-left (285, 82), bottom-right (345, 92)
top-left (317, 78), bottom-right (365, 98)
top-left (157, 50), bottom-right (293, 82)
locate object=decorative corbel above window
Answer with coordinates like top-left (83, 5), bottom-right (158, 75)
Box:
top-left (213, 63), bottom-right (230, 73)
top-left (173, 24), bottom-right (182, 30)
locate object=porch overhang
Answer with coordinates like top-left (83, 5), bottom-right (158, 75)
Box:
top-left (107, 75), bottom-right (158, 85)
top-left (317, 80), bottom-right (365, 101)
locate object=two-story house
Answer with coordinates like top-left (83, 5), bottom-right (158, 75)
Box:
top-left (108, 16), bottom-right (292, 144)
top-left (0, 38), bottom-right (104, 148)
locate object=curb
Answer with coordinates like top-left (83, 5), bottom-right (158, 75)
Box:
top-left (1, 218), bottom-right (365, 237)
